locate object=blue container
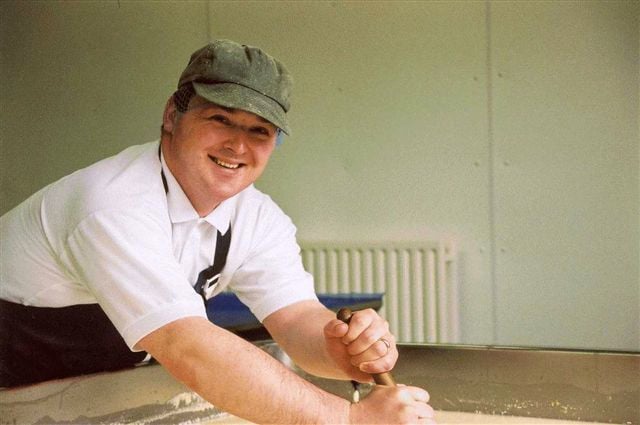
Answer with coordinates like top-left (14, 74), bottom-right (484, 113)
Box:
top-left (207, 293), bottom-right (384, 339)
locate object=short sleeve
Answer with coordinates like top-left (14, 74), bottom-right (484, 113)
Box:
top-left (227, 200), bottom-right (317, 322)
top-left (61, 209), bottom-right (206, 349)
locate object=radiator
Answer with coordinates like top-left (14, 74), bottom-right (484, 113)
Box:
top-left (300, 241), bottom-right (459, 344)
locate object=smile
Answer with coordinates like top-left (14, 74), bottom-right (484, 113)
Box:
top-left (210, 156), bottom-right (242, 170)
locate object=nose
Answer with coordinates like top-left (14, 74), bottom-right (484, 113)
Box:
top-left (222, 128), bottom-right (248, 154)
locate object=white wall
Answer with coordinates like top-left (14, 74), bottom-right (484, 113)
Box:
top-left (0, 0), bottom-right (209, 209)
top-left (490, 2), bottom-right (639, 349)
top-left (208, 1), bottom-right (639, 350)
top-left (1, 1), bottom-right (638, 351)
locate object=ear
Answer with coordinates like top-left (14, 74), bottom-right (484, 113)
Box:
top-left (162, 97), bottom-right (178, 134)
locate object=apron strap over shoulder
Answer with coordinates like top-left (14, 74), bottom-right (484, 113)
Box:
top-left (194, 227), bottom-right (232, 302)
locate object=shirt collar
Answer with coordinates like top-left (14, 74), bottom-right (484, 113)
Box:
top-left (160, 148), bottom-right (234, 234)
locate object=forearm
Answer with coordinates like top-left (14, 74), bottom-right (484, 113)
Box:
top-left (263, 301), bottom-right (358, 380)
top-left (138, 317), bottom-right (350, 424)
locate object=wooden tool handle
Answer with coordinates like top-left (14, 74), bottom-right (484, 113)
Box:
top-left (336, 307), bottom-right (397, 386)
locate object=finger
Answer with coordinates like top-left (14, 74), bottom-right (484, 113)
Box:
top-left (323, 319), bottom-right (349, 338)
top-left (341, 309), bottom-right (377, 344)
top-left (397, 386), bottom-right (416, 403)
top-left (415, 402), bottom-right (435, 419)
top-left (349, 335), bottom-right (393, 359)
top-left (345, 318), bottom-right (391, 355)
top-left (396, 386), bottom-right (431, 403)
top-left (347, 328), bottom-right (392, 358)
top-left (358, 353), bottom-right (397, 375)
top-left (410, 387), bottom-right (430, 404)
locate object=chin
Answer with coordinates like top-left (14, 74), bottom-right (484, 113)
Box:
top-left (211, 184), bottom-right (247, 201)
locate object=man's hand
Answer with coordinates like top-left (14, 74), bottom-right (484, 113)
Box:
top-left (350, 384), bottom-right (436, 424)
top-left (264, 302), bottom-right (437, 423)
top-left (323, 308), bottom-right (398, 382)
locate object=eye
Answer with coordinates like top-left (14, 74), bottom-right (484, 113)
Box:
top-left (208, 114), bottom-right (232, 126)
top-left (249, 126), bottom-right (272, 137)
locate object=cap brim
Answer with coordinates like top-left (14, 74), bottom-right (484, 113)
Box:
top-left (193, 82), bottom-right (291, 135)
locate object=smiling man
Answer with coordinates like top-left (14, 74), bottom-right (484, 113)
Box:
top-left (0, 40), bottom-right (435, 424)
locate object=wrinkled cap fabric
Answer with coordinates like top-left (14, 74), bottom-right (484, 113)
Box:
top-left (178, 40), bottom-right (293, 135)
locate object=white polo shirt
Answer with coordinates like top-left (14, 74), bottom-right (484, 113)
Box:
top-left (0, 141), bottom-right (317, 349)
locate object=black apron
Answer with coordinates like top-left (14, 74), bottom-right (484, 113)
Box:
top-left (0, 152), bottom-right (231, 387)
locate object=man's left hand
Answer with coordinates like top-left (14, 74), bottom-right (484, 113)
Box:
top-left (323, 308), bottom-right (398, 383)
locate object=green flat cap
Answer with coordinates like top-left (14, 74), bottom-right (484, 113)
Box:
top-left (178, 40), bottom-right (293, 135)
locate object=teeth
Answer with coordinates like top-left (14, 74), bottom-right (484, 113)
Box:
top-left (213, 157), bottom-right (240, 169)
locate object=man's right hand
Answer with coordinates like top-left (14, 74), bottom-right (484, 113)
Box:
top-left (349, 384), bottom-right (436, 424)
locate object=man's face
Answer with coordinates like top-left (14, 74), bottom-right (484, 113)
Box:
top-left (162, 96), bottom-right (278, 215)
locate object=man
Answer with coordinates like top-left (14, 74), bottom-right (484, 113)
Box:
top-left (0, 40), bottom-right (435, 424)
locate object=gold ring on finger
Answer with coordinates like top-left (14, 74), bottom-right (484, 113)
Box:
top-left (379, 337), bottom-right (391, 354)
